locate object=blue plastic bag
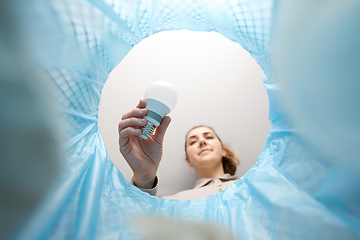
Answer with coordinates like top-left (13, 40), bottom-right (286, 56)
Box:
top-left (1, 0), bottom-right (359, 239)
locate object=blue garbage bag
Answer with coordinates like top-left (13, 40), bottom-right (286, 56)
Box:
top-left (1, 0), bottom-right (359, 239)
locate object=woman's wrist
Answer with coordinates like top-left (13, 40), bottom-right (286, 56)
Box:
top-left (133, 174), bottom-right (156, 189)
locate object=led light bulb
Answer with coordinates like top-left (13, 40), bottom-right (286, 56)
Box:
top-left (139, 81), bottom-right (178, 139)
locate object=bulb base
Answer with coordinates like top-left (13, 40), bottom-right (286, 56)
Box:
top-left (139, 121), bottom-right (156, 139)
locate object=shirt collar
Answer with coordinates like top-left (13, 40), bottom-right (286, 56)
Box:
top-left (194, 173), bottom-right (239, 188)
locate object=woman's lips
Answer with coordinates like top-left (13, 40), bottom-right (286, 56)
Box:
top-left (199, 149), bottom-right (210, 155)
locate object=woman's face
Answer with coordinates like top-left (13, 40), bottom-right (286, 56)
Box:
top-left (185, 127), bottom-right (225, 171)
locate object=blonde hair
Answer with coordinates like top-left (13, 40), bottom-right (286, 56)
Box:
top-left (185, 125), bottom-right (240, 176)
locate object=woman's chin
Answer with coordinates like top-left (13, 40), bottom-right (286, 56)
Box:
top-left (197, 156), bottom-right (221, 165)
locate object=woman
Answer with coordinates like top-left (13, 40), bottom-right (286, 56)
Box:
top-left (118, 100), bottom-right (240, 200)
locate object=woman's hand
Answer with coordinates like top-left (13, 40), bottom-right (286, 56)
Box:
top-left (118, 99), bottom-right (171, 189)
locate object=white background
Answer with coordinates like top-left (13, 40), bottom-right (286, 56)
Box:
top-left (98, 30), bottom-right (270, 197)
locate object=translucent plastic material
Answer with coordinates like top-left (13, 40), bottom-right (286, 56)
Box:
top-left (3, 0), bottom-right (359, 239)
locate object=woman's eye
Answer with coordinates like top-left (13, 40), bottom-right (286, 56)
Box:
top-left (189, 141), bottom-right (196, 145)
top-left (207, 136), bottom-right (213, 139)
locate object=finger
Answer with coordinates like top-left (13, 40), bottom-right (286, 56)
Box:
top-left (152, 116), bottom-right (171, 144)
top-left (119, 127), bottom-right (142, 147)
top-left (136, 99), bottom-right (146, 109)
top-left (121, 108), bottom-right (147, 120)
top-left (118, 117), bottom-right (147, 132)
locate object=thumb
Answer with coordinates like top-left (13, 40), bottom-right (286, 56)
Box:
top-left (152, 116), bottom-right (171, 144)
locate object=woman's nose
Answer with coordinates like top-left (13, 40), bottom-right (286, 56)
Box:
top-left (199, 139), bottom-right (207, 147)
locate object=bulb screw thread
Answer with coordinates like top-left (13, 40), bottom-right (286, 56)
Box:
top-left (139, 121), bottom-right (156, 139)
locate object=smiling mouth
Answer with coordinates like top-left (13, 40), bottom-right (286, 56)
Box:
top-left (199, 149), bottom-right (210, 155)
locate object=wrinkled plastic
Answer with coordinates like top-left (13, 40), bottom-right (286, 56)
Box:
top-left (2, 0), bottom-right (359, 239)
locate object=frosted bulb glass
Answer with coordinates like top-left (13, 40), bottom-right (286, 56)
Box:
top-left (140, 81), bottom-right (178, 139)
